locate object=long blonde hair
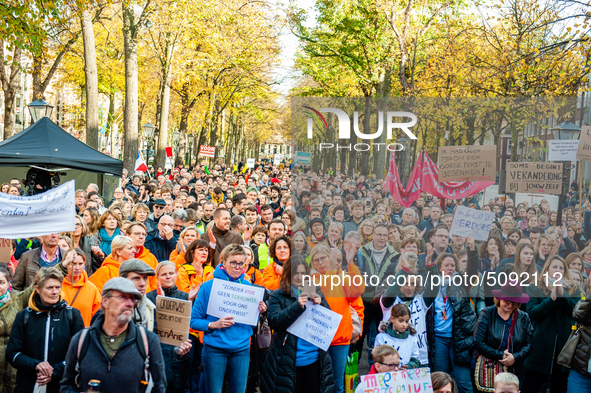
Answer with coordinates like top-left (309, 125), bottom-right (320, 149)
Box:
top-left (537, 255), bottom-right (577, 295)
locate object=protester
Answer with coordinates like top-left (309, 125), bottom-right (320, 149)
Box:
top-left (90, 210), bottom-right (123, 255)
top-left (7, 267), bottom-right (84, 393)
top-left (262, 236), bottom-right (292, 290)
top-left (200, 209), bottom-right (243, 266)
top-left (566, 296), bottom-right (591, 391)
top-left (119, 259), bottom-right (157, 331)
top-left (145, 215), bottom-right (179, 262)
top-left (89, 235), bottom-right (136, 291)
top-left (375, 303), bottom-right (420, 369)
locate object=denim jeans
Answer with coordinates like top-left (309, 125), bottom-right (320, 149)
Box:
top-left (567, 369), bottom-right (591, 393)
top-left (329, 344), bottom-right (349, 393)
top-left (202, 344), bottom-right (250, 393)
top-left (433, 335), bottom-right (473, 393)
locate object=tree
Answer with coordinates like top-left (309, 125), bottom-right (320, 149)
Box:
top-left (0, 42), bottom-right (22, 140)
top-left (80, 4), bottom-right (99, 149)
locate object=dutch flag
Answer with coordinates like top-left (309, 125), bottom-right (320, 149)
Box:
top-left (135, 152), bottom-right (148, 173)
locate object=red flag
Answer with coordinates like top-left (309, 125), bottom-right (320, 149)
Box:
top-left (165, 147), bottom-right (173, 158)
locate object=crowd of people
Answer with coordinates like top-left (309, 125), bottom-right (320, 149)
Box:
top-left (0, 162), bottom-right (590, 393)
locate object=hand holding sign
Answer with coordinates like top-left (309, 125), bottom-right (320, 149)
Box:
top-left (211, 317), bottom-right (235, 330)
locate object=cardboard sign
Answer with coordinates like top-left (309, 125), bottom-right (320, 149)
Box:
top-left (357, 368), bottom-right (433, 393)
top-left (577, 126), bottom-right (591, 161)
top-left (437, 145), bottom-right (496, 182)
top-left (505, 162), bottom-right (562, 194)
top-left (246, 158), bottom-right (256, 169)
top-left (206, 279), bottom-right (265, 326)
top-left (154, 295), bottom-right (191, 346)
top-left (0, 239), bottom-right (11, 263)
top-left (0, 180), bottom-right (75, 239)
top-left (548, 140), bottom-right (579, 161)
top-left (199, 145), bottom-right (215, 158)
top-left (287, 301), bottom-right (343, 351)
top-left (295, 151), bottom-right (311, 165)
top-left (450, 205), bottom-right (495, 241)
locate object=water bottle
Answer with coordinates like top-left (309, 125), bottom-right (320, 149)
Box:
top-left (86, 379), bottom-right (101, 393)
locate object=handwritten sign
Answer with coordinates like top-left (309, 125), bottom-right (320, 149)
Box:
top-left (505, 162), bottom-right (562, 195)
top-left (199, 145), bottom-right (215, 158)
top-left (357, 368), bottom-right (433, 393)
top-left (154, 295), bottom-right (191, 346)
top-left (287, 301), bottom-right (343, 351)
top-left (437, 145), bottom-right (496, 182)
top-left (450, 205), bottom-right (495, 241)
top-left (0, 239), bottom-right (10, 263)
top-left (246, 158), bottom-right (256, 169)
top-left (548, 140), bottom-right (579, 162)
top-left (0, 180), bottom-right (75, 239)
top-left (576, 126), bottom-right (591, 161)
top-left (206, 278), bottom-right (265, 326)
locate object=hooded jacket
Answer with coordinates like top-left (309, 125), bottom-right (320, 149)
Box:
top-left (88, 255), bottom-right (122, 292)
top-left (0, 285), bottom-right (34, 393)
top-left (135, 246), bottom-right (159, 293)
top-left (190, 266), bottom-right (256, 352)
top-left (7, 293), bottom-right (84, 393)
top-left (199, 225), bottom-right (244, 267)
top-left (59, 314), bottom-right (167, 393)
top-left (61, 270), bottom-right (102, 327)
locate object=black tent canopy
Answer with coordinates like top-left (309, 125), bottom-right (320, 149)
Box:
top-left (0, 117), bottom-right (122, 176)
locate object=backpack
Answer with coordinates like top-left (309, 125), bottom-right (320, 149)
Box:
top-left (74, 325), bottom-right (151, 391)
top-left (23, 305), bottom-right (75, 330)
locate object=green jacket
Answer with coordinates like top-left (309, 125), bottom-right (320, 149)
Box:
top-left (0, 285), bottom-right (34, 393)
top-left (258, 243), bottom-right (271, 270)
top-left (359, 244), bottom-right (399, 303)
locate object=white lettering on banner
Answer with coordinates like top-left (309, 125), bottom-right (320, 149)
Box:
top-left (199, 145), bottom-right (216, 158)
top-left (206, 278), bottom-right (265, 326)
top-left (358, 368), bottom-right (433, 393)
top-left (0, 180), bottom-right (75, 239)
top-left (286, 301), bottom-right (342, 351)
top-left (449, 205), bottom-right (495, 241)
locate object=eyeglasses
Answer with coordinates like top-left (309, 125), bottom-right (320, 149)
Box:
top-left (227, 260), bottom-right (246, 268)
top-left (154, 206), bottom-right (164, 209)
top-left (131, 232), bottom-right (147, 237)
top-left (314, 255), bottom-right (329, 264)
top-left (377, 362), bottom-right (400, 370)
top-left (160, 223), bottom-right (173, 228)
top-left (109, 295), bottom-right (139, 304)
top-left (74, 223), bottom-right (82, 227)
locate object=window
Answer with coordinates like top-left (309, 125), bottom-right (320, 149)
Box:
top-left (15, 97), bottom-right (20, 108)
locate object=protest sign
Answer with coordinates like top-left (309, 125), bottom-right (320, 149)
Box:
top-left (207, 279), bottom-right (265, 326)
top-left (505, 162), bottom-right (562, 195)
top-left (287, 301), bottom-right (343, 351)
top-left (357, 368), bottom-right (433, 393)
top-left (246, 158), bottom-right (256, 169)
top-left (577, 126), bottom-right (591, 161)
top-left (450, 205), bottom-right (495, 241)
top-left (0, 239), bottom-right (10, 263)
top-left (548, 140), bottom-right (579, 161)
top-left (437, 145), bottom-right (496, 182)
top-left (274, 154), bottom-right (281, 166)
top-left (199, 145), bottom-right (216, 158)
top-left (295, 151), bottom-right (311, 166)
top-left (154, 295), bottom-right (191, 346)
top-left (0, 180), bottom-right (75, 239)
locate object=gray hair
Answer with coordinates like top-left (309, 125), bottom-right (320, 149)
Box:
top-left (171, 209), bottom-right (188, 222)
top-left (344, 231), bottom-right (362, 243)
top-left (403, 208), bottom-right (418, 220)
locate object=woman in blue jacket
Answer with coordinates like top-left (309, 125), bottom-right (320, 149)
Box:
top-left (190, 244), bottom-right (267, 393)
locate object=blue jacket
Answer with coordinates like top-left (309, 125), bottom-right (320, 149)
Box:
top-left (190, 266), bottom-right (256, 352)
top-left (144, 230), bottom-right (178, 262)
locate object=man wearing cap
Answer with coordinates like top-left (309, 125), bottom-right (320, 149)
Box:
top-left (307, 217), bottom-right (328, 248)
top-left (148, 199), bottom-right (167, 227)
top-left (119, 259), bottom-right (157, 331)
top-left (60, 277), bottom-right (167, 393)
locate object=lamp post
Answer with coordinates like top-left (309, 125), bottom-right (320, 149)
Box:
top-left (142, 122), bottom-right (156, 165)
top-left (187, 133), bottom-right (194, 167)
top-left (553, 121), bottom-right (581, 225)
top-left (398, 135), bottom-right (408, 185)
top-left (27, 99), bottom-right (54, 123)
top-left (172, 130), bottom-right (180, 166)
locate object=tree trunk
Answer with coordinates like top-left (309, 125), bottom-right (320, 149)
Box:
top-left (155, 75), bottom-right (171, 169)
top-left (359, 96), bottom-right (371, 176)
top-left (0, 42), bottom-right (22, 140)
top-left (122, 4), bottom-right (140, 174)
top-left (81, 7), bottom-right (99, 149)
top-left (374, 67), bottom-right (392, 179)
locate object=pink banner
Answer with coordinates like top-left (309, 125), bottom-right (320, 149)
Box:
top-left (385, 151), bottom-right (494, 207)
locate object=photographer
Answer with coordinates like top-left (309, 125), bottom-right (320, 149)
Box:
top-left (24, 167), bottom-right (52, 195)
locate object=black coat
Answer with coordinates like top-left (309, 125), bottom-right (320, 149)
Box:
top-left (260, 288), bottom-right (336, 393)
top-left (147, 286), bottom-right (191, 393)
top-left (572, 298), bottom-right (591, 376)
top-left (473, 305), bottom-right (534, 378)
top-left (6, 296), bottom-right (84, 393)
top-left (145, 230), bottom-right (179, 262)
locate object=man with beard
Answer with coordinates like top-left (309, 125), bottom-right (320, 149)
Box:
top-left (60, 277), bottom-right (166, 393)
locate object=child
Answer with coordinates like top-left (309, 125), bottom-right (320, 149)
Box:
top-left (494, 373), bottom-right (520, 393)
top-left (354, 345), bottom-right (401, 393)
top-left (375, 303), bottom-right (420, 369)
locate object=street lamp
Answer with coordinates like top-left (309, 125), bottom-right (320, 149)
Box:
top-left (172, 130), bottom-right (180, 166)
top-left (187, 133), bottom-right (194, 167)
top-left (553, 121), bottom-right (582, 225)
top-left (142, 122), bottom-right (156, 165)
top-left (27, 99), bottom-right (54, 123)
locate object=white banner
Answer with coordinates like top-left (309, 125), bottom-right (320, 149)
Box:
top-left (206, 278), bottom-right (265, 326)
top-left (246, 158), bottom-right (256, 169)
top-left (295, 151), bottom-right (311, 165)
top-left (273, 154), bottom-right (281, 166)
top-left (358, 368), bottom-right (433, 393)
top-left (287, 301), bottom-right (342, 351)
top-left (0, 180), bottom-right (75, 239)
top-left (548, 140), bottom-right (579, 162)
top-left (449, 205), bottom-right (494, 241)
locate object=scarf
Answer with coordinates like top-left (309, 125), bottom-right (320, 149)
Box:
top-left (99, 228), bottom-right (121, 255)
top-left (0, 289), bottom-right (11, 306)
top-left (368, 241), bottom-right (387, 271)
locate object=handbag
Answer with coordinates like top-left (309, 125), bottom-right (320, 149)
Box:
top-left (557, 324), bottom-right (582, 368)
top-left (350, 306), bottom-right (362, 343)
top-left (474, 310), bottom-right (517, 392)
top-left (256, 315), bottom-right (272, 350)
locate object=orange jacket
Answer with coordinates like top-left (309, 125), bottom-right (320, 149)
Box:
top-left (261, 262), bottom-right (281, 291)
top-left (62, 271), bottom-right (102, 327)
top-left (135, 246), bottom-right (158, 293)
top-left (173, 252), bottom-right (186, 269)
top-left (89, 256), bottom-right (121, 292)
top-left (169, 248), bottom-right (180, 263)
top-left (244, 265), bottom-right (264, 286)
top-left (311, 262), bottom-right (366, 346)
top-left (176, 263), bottom-right (204, 293)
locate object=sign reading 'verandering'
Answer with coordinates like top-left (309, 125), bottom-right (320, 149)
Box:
top-left (505, 162), bottom-right (562, 194)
